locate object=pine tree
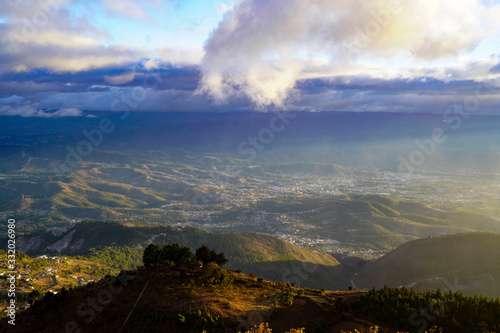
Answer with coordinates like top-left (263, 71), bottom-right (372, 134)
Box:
top-left (143, 244), bottom-right (161, 268)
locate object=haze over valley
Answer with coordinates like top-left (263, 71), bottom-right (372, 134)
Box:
top-left (2, 112), bottom-right (500, 256)
top-left (2, 0), bottom-right (500, 331)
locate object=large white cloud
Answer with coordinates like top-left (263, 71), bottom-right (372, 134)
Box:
top-left (198, 0), bottom-right (498, 108)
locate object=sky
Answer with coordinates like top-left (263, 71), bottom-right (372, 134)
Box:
top-left (0, 0), bottom-right (500, 117)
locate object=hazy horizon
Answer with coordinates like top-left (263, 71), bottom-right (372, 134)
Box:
top-left (2, 1), bottom-right (500, 332)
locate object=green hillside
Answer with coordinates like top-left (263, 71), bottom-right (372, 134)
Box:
top-left (2, 222), bottom-right (349, 290)
top-left (154, 232), bottom-right (349, 290)
top-left (355, 232), bottom-right (500, 298)
top-left (0, 250), bottom-right (118, 315)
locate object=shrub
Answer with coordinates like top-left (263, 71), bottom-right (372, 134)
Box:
top-left (334, 296), bottom-right (351, 313)
top-left (244, 323), bottom-right (272, 333)
top-left (302, 318), bottom-right (328, 333)
top-left (241, 323), bottom-right (305, 333)
top-left (283, 289), bottom-right (297, 305)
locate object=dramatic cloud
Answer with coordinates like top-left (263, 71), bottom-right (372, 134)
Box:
top-left (0, 59), bottom-right (499, 116)
top-left (0, 0), bottom-right (498, 115)
top-left (198, 0), bottom-right (498, 107)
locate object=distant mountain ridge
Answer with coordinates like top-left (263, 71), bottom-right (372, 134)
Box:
top-left (2, 111), bottom-right (500, 171)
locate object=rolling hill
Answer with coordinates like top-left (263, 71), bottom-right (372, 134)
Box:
top-left (3, 221), bottom-right (350, 290)
top-left (2, 142), bottom-right (500, 254)
top-left (239, 195), bottom-right (500, 251)
top-left (354, 232), bottom-right (500, 298)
